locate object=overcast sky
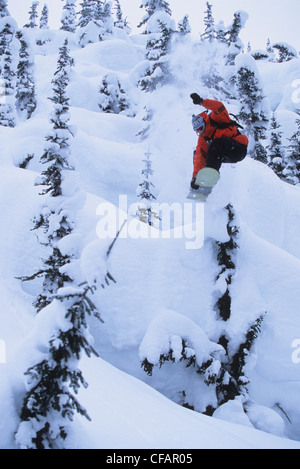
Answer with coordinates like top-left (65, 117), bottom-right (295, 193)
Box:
top-left (7, 0), bottom-right (300, 50)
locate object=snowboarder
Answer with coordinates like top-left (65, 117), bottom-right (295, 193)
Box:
top-left (189, 93), bottom-right (249, 192)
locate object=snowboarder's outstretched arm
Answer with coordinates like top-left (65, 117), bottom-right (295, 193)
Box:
top-left (200, 98), bottom-right (227, 114)
top-left (191, 93), bottom-right (228, 116)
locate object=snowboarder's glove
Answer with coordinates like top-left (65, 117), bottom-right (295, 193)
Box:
top-left (190, 177), bottom-right (199, 190)
top-left (190, 93), bottom-right (203, 105)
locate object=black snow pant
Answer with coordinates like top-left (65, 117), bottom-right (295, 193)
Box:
top-left (205, 137), bottom-right (247, 172)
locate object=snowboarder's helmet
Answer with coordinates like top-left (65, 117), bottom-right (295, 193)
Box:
top-left (192, 114), bottom-right (205, 133)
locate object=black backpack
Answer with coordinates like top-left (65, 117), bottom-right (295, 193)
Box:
top-left (209, 112), bottom-right (244, 137)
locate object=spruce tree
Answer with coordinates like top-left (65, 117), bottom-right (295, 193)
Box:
top-left (267, 112), bottom-right (285, 177)
top-left (285, 118), bottom-right (300, 185)
top-left (24, 1), bottom-right (39, 29)
top-left (177, 15), bottom-right (191, 36)
top-left (227, 11), bottom-right (243, 44)
top-left (15, 30), bottom-right (37, 120)
top-left (215, 20), bottom-right (227, 44)
top-left (266, 38), bottom-right (275, 61)
top-left (61, 0), bottom-right (77, 33)
top-left (0, 0), bottom-right (9, 18)
top-left (136, 105), bottom-right (153, 141)
top-left (78, 0), bottom-right (98, 28)
top-left (19, 39), bottom-right (75, 312)
top-left (0, 17), bottom-right (14, 69)
top-left (17, 288), bottom-right (100, 449)
top-left (15, 39), bottom-right (102, 450)
top-left (113, 0), bottom-right (123, 27)
top-left (98, 0), bottom-right (114, 35)
top-left (39, 4), bottom-right (49, 29)
top-left (266, 38), bottom-right (272, 54)
top-left (78, 0), bottom-right (100, 46)
top-left (78, 0), bottom-right (113, 46)
top-left (272, 42), bottom-right (297, 63)
top-left (113, 0), bottom-right (130, 33)
top-left (136, 150), bottom-right (159, 227)
top-left (226, 11), bottom-right (248, 65)
top-left (235, 55), bottom-right (269, 162)
top-left (212, 205), bottom-right (265, 411)
top-left (201, 2), bottom-right (215, 43)
top-left (140, 204), bottom-right (265, 416)
top-left (98, 72), bottom-right (133, 115)
top-left (139, 19), bottom-right (173, 92)
top-left (138, 0), bottom-right (172, 31)
top-left (216, 315), bottom-right (265, 408)
top-left (0, 20), bottom-right (17, 127)
top-left (214, 204), bottom-right (239, 322)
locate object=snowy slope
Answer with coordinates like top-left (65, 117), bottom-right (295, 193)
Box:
top-left (1, 19), bottom-right (300, 449)
top-left (72, 356), bottom-right (300, 449)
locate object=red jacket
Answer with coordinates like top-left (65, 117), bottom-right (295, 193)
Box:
top-left (193, 99), bottom-right (249, 177)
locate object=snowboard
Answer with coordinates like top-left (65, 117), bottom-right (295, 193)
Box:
top-left (187, 167), bottom-right (220, 201)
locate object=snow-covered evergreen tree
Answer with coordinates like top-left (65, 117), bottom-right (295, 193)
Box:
top-left (113, 0), bottom-right (130, 33)
top-left (15, 283), bottom-right (101, 449)
top-left (215, 20), bottom-right (227, 44)
top-left (177, 15), bottom-right (191, 36)
top-left (235, 54), bottom-right (269, 162)
top-left (140, 204), bottom-right (265, 416)
top-left (226, 10), bottom-right (248, 65)
top-left (213, 204), bottom-right (239, 322)
top-left (139, 309), bottom-right (225, 413)
top-left (98, 72), bottom-right (133, 115)
top-left (0, 15), bottom-right (14, 68)
top-left (39, 4), bottom-right (49, 29)
top-left (267, 112), bottom-right (285, 177)
top-left (78, 0), bottom-right (97, 28)
top-left (15, 39), bottom-right (102, 450)
top-left (0, 19), bottom-right (17, 127)
top-left (138, 0), bottom-right (172, 31)
top-left (0, 0), bottom-right (9, 18)
top-left (212, 205), bottom-right (265, 410)
top-left (266, 38), bottom-right (276, 61)
top-left (98, 1), bottom-right (114, 35)
top-left (136, 150), bottom-right (159, 227)
top-left (113, 0), bottom-right (122, 27)
top-left (61, 0), bottom-right (77, 33)
top-left (78, 0), bottom-right (113, 46)
top-left (20, 39), bottom-right (75, 312)
top-left (136, 105), bottom-right (153, 141)
top-left (201, 2), bottom-right (215, 43)
top-left (272, 42), bottom-right (298, 63)
top-left (24, 1), bottom-right (39, 29)
top-left (285, 117), bottom-right (300, 185)
top-left (78, 0), bottom-right (100, 46)
top-left (216, 314), bottom-right (265, 409)
top-left (15, 30), bottom-right (37, 120)
top-left (139, 19), bottom-right (174, 92)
